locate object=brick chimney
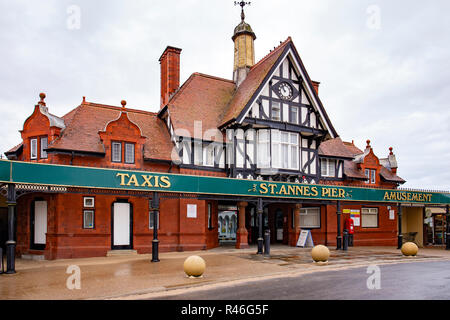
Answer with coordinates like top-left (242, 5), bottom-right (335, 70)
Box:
top-left (159, 46), bottom-right (182, 108)
top-left (311, 81), bottom-right (320, 95)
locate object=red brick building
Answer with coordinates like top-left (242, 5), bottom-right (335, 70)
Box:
top-left (4, 11), bottom-right (406, 260)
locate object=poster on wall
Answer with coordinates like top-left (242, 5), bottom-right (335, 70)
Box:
top-left (350, 210), bottom-right (361, 226)
top-left (187, 204), bottom-right (197, 218)
top-left (389, 210), bottom-right (395, 220)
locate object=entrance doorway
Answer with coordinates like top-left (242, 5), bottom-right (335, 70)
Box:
top-left (111, 202), bottom-right (133, 250)
top-left (218, 205), bottom-right (237, 245)
top-left (31, 200), bottom-right (47, 250)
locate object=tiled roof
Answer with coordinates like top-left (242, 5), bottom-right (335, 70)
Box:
top-left (318, 137), bottom-right (355, 159)
top-left (165, 73), bottom-right (236, 140)
top-left (343, 160), bottom-right (367, 180)
top-left (5, 142), bottom-right (23, 155)
top-left (380, 166), bottom-right (405, 184)
top-left (343, 141), bottom-right (364, 156)
top-left (49, 102), bottom-right (174, 161)
top-left (220, 37), bottom-right (292, 126)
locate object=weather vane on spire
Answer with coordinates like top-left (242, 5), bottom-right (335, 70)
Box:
top-left (234, 1), bottom-right (251, 21)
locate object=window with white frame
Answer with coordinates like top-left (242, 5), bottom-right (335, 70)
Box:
top-left (194, 142), bottom-right (203, 166)
top-left (365, 169), bottom-right (376, 184)
top-left (83, 197), bottom-right (95, 208)
top-left (362, 208), bottom-right (378, 228)
top-left (321, 158), bottom-right (336, 177)
top-left (204, 144), bottom-right (215, 167)
top-left (271, 102), bottom-right (281, 121)
top-left (112, 142), bottom-right (122, 162)
top-left (30, 138), bottom-right (38, 160)
top-left (272, 130), bottom-right (299, 170)
top-left (125, 143), bottom-right (135, 164)
top-left (371, 169), bottom-right (376, 184)
top-left (257, 130), bottom-right (270, 168)
top-left (83, 210), bottom-right (95, 229)
top-left (290, 106), bottom-right (299, 124)
top-left (300, 208), bottom-right (320, 228)
top-left (40, 137), bottom-right (48, 159)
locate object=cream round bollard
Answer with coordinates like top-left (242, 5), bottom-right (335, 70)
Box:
top-left (311, 245), bottom-right (330, 263)
top-left (401, 242), bottom-right (419, 257)
top-left (183, 255), bottom-right (206, 277)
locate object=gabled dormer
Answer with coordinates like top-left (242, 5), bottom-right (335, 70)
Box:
top-left (98, 100), bottom-right (146, 167)
top-left (7, 93), bottom-right (65, 162)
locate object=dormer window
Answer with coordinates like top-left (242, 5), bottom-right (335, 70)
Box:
top-left (40, 137), bottom-right (48, 159)
top-left (321, 158), bottom-right (336, 177)
top-left (125, 143), bottom-right (135, 164)
top-left (112, 141), bottom-right (135, 164)
top-left (30, 138), bottom-right (38, 159)
top-left (30, 136), bottom-right (48, 160)
top-left (112, 142), bottom-right (122, 162)
top-left (365, 169), bottom-right (376, 184)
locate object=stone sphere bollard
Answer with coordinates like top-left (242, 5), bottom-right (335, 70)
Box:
top-left (183, 255), bottom-right (206, 277)
top-left (401, 242), bottom-right (419, 257)
top-left (311, 245), bottom-right (330, 264)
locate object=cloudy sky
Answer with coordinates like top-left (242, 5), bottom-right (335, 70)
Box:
top-left (0, 0), bottom-right (449, 190)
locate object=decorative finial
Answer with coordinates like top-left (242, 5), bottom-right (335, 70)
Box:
top-left (82, 96), bottom-right (86, 104)
top-left (234, 1), bottom-right (251, 21)
top-left (366, 139), bottom-right (371, 148)
top-left (38, 93), bottom-right (46, 106)
top-left (389, 147), bottom-right (393, 155)
top-left (121, 100), bottom-right (127, 108)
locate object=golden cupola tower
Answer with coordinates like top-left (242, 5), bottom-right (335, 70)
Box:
top-left (232, 2), bottom-right (256, 86)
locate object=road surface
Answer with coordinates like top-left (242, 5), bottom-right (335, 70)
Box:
top-left (152, 260), bottom-right (450, 300)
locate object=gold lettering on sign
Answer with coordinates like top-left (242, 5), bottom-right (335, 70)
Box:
top-left (383, 191), bottom-right (432, 202)
top-left (127, 174), bottom-right (139, 186)
top-left (159, 176), bottom-right (171, 188)
top-left (268, 184), bottom-right (277, 194)
top-left (141, 175), bottom-right (153, 187)
top-left (260, 183), bottom-right (268, 194)
top-left (116, 173), bottom-right (130, 186)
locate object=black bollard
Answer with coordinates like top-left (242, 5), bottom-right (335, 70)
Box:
top-left (343, 229), bottom-right (348, 251)
top-left (264, 229), bottom-right (271, 256)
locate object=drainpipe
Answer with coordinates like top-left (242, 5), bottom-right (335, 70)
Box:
top-left (397, 204), bottom-right (403, 249)
top-left (336, 201), bottom-right (342, 250)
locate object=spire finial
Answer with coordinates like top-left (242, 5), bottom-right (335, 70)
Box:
top-left (234, 1), bottom-right (251, 21)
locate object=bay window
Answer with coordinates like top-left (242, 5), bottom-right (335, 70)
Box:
top-left (257, 130), bottom-right (270, 168)
top-left (271, 130), bottom-right (299, 170)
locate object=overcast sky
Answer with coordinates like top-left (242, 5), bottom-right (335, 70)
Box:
top-left (0, 0), bottom-right (449, 190)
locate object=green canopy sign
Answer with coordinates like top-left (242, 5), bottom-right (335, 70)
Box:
top-left (0, 160), bottom-right (449, 205)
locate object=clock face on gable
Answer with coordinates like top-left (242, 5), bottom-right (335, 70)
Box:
top-left (275, 81), bottom-right (295, 101)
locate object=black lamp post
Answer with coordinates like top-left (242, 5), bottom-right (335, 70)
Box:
top-left (151, 192), bottom-right (160, 263)
top-left (6, 183), bottom-right (16, 274)
top-left (336, 201), bottom-right (342, 250)
top-left (257, 198), bottom-right (263, 255)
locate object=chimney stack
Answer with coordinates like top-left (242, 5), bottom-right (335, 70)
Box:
top-left (311, 81), bottom-right (320, 95)
top-left (159, 46), bottom-right (182, 108)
